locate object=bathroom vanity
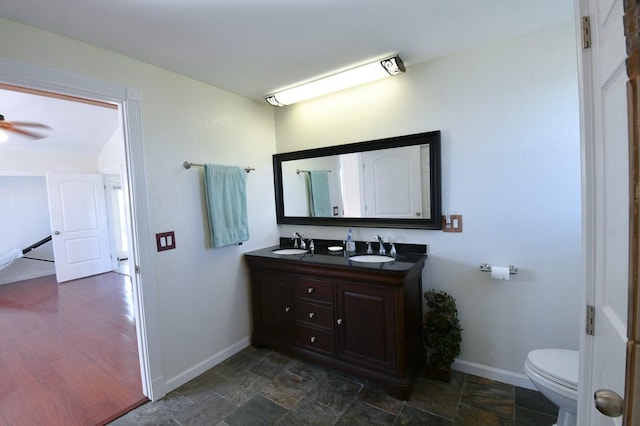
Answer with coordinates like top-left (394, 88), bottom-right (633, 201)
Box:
top-left (244, 243), bottom-right (427, 400)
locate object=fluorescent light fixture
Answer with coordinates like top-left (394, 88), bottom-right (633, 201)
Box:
top-left (266, 55), bottom-right (405, 107)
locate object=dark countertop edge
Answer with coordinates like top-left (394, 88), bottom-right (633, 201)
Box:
top-left (245, 244), bottom-right (427, 273)
top-left (278, 237), bottom-right (427, 256)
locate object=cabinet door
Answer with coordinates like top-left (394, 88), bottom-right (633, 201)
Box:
top-left (253, 271), bottom-right (293, 338)
top-left (336, 281), bottom-right (396, 372)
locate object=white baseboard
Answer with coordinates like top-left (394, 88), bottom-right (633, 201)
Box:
top-left (452, 359), bottom-right (535, 390)
top-left (148, 374), bottom-right (167, 401)
top-left (163, 337), bottom-right (251, 393)
top-left (163, 341), bottom-right (536, 396)
top-left (0, 270), bottom-right (55, 285)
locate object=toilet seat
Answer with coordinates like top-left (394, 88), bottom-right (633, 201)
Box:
top-left (525, 349), bottom-right (578, 426)
top-left (526, 349), bottom-right (578, 391)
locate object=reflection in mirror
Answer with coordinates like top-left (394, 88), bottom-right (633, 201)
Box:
top-left (283, 145), bottom-right (430, 219)
top-left (273, 131), bottom-right (441, 229)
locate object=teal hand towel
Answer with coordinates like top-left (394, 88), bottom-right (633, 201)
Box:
top-left (204, 164), bottom-right (250, 248)
top-left (307, 170), bottom-right (332, 217)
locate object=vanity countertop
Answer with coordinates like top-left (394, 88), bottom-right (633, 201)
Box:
top-left (244, 243), bottom-right (427, 273)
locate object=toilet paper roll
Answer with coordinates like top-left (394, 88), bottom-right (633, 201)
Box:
top-left (491, 266), bottom-right (510, 280)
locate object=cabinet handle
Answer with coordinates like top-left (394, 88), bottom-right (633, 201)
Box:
top-left (337, 318), bottom-right (343, 325)
top-left (308, 312), bottom-right (315, 319)
top-left (310, 336), bottom-right (316, 343)
top-left (285, 306), bottom-right (291, 312)
top-left (307, 287), bottom-right (315, 294)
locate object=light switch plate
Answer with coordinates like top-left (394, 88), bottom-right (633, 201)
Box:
top-left (156, 231), bottom-right (176, 251)
top-left (442, 214), bottom-right (463, 233)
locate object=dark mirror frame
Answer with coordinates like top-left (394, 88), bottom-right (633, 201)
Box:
top-left (273, 130), bottom-right (442, 230)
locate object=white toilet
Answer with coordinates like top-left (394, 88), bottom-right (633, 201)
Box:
top-left (524, 349), bottom-right (579, 426)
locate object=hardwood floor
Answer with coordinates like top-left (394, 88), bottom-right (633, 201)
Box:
top-left (0, 272), bottom-right (146, 425)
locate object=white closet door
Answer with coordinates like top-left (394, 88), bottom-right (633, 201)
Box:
top-left (47, 172), bottom-right (112, 283)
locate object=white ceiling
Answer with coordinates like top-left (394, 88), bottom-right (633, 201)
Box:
top-left (0, 1), bottom-right (574, 152)
top-left (0, 0), bottom-right (574, 102)
top-left (0, 88), bottom-right (119, 153)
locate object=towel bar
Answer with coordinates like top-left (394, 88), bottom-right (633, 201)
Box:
top-left (183, 161), bottom-right (254, 173)
top-left (296, 168), bottom-right (331, 174)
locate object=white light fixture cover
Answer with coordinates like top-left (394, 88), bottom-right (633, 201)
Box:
top-left (266, 55), bottom-right (405, 107)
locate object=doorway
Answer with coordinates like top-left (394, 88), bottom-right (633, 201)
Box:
top-left (0, 57), bottom-right (163, 411)
top-left (0, 89), bottom-right (146, 422)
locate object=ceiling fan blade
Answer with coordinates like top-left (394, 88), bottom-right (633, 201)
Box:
top-left (6, 126), bottom-right (46, 139)
top-left (7, 121), bottom-right (52, 129)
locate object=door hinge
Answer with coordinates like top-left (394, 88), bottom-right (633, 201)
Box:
top-left (581, 16), bottom-right (592, 49)
top-left (586, 304), bottom-right (595, 335)
top-left (135, 265), bottom-right (141, 274)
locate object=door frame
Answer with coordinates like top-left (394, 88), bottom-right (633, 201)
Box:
top-left (0, 58), bottom-right (165, 400)
top-left (623, 1), bottom-right (640, 423)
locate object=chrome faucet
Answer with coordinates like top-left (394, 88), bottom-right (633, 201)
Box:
top-left (374, 235), bottom-right (386, 255)
top-left (293, 232), bottom-right (307, 249)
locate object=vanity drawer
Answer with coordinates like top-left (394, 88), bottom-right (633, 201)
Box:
top-left (294, 325), bottom-right (336, 355)
top-left (294, 277), bottom-right (333, 303)
top-left (295, 301), bottom-right (334, 330)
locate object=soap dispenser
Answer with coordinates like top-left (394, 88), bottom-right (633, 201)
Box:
top-left (346, 228), bottom-right (355, 252)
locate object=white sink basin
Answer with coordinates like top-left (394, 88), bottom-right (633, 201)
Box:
top-left (272, 248), bottom-right (308, 255)
top-left (349, 255), bottom-right (395, 263)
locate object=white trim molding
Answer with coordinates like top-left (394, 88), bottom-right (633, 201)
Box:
top-left (164, 337), bottom-right (251, 392)
top-left (452, 359), bottom-right (536, 390)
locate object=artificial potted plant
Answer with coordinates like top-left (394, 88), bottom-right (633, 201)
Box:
top-left (422, 290), bottom-right (462, 382)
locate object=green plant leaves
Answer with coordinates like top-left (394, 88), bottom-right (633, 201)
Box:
top-left (422, 290), bottom-right (462, 369)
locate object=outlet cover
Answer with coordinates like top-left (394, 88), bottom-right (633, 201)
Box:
top-left (442, 214), bottom-right (463, 233)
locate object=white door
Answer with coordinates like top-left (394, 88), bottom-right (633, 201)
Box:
top-left (47, 172), bottom-right (112, 283)
top-left (362, 146), bottom-right (422, 218)
top-left (579, 0), bottom-right (628, 424)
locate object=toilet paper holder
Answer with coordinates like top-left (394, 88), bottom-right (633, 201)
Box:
top-left (480, 263), bottom-right (518, 275)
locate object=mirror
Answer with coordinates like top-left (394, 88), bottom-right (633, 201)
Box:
top-left (273, 130), bottom-right (441, 229)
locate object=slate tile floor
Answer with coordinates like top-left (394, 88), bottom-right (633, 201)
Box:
top-left (109, 346), bottom-right (559, 425)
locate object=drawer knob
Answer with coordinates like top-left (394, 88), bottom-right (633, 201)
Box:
top-left (285, 306), bottom-right (291, 312)
top-left (337, 318), bottom-right (343, 325)
top-left (310, 336), bottom-right (317, 343)
top-left (307, 287), bottom-right (315, 294)
top-left (308, 312), bottom-right (316, 319)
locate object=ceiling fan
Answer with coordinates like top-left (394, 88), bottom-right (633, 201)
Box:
top-left (0, 114), bottom-right (51, 140)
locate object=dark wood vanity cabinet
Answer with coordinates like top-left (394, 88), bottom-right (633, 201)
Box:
top-left (335, 281), bottom-right (396, 373)
top-left (252, 270), bottom-right (293, 339)
top-left (293, 276), bottom-right (336, 356)
top-left (245, 253), bottom-right (426, 400)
